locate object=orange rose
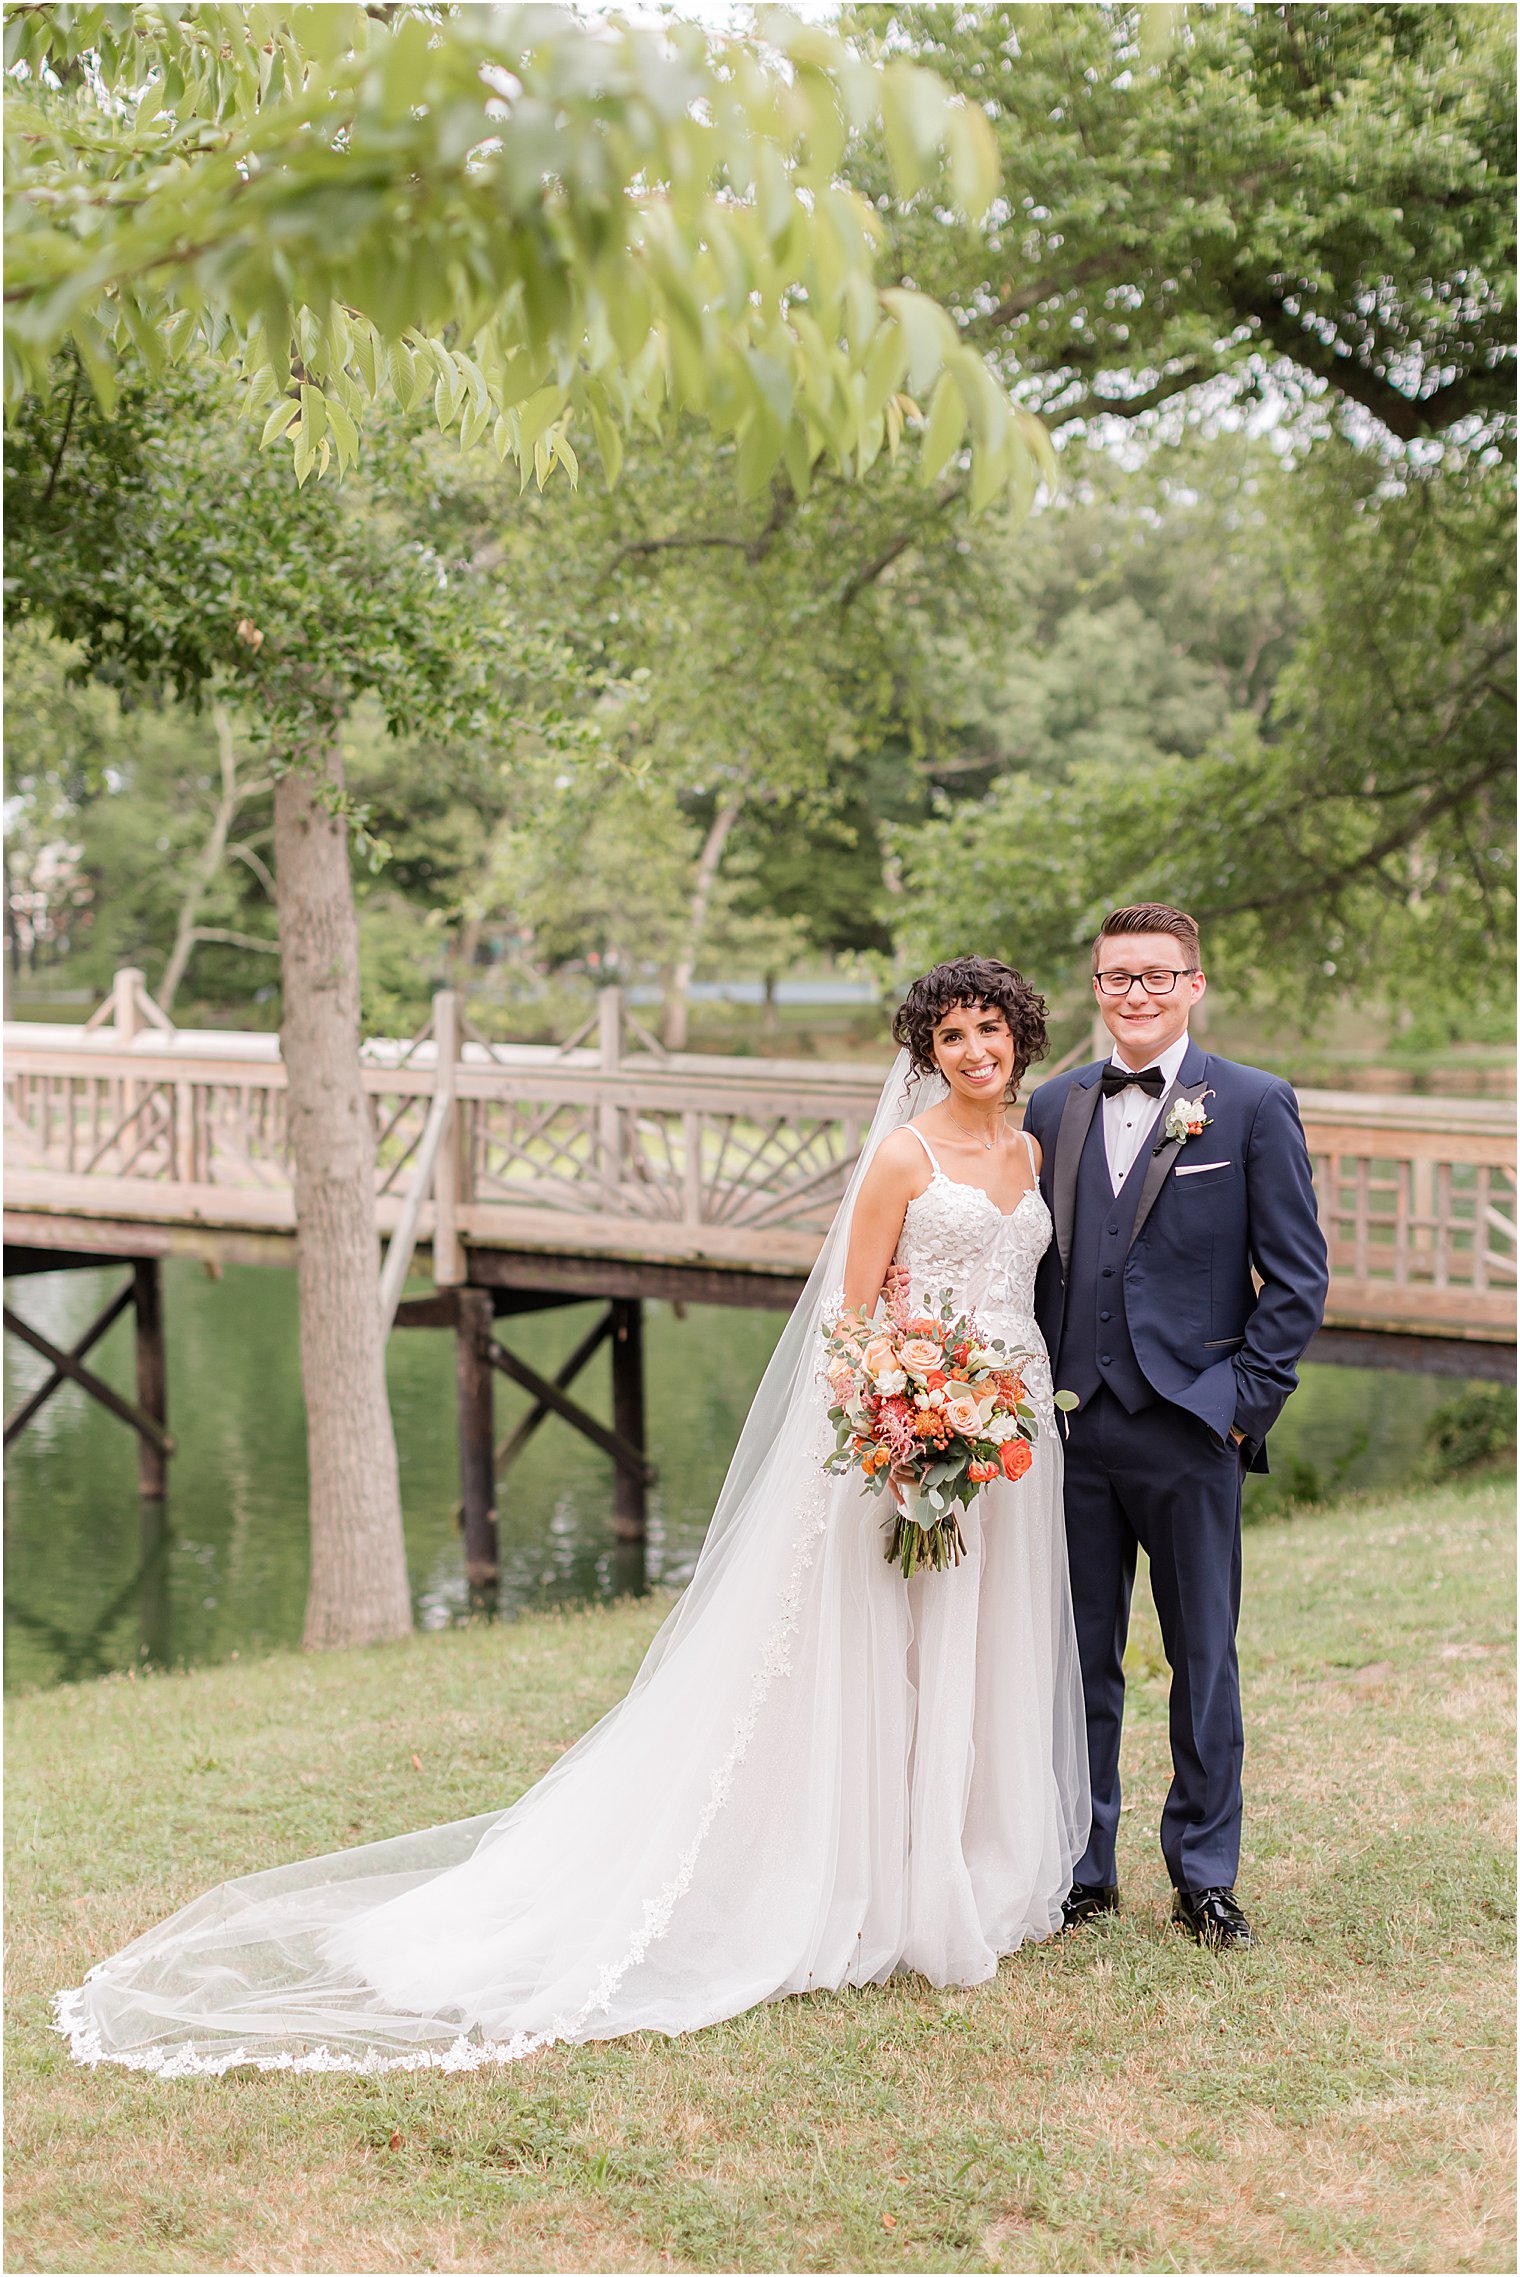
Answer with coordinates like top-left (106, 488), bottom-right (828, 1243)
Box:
top-left (1000, 1437), bottom-right (1033, 1482)
top-left (967, 1459), bottom-right (997, 1483)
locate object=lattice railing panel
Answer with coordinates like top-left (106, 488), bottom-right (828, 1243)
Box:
top-left (5, 1069), bottom-right (179, 1182)
top-left (370, 1090), bottom-right (435, 1198)
top-left (1313, 1151), bottom-right (1517, 1292)
top-left (197, 1081), bottom-right (290, 1188)
top-left (467, 1098), bottom-right (604, 1208)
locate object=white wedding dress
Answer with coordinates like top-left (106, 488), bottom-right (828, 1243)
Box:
top-left (55, 1057), bottom-right (1089, 2076)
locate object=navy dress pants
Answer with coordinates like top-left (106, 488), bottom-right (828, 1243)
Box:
top-left (1062, 1386), bottom-right (1246, 1895)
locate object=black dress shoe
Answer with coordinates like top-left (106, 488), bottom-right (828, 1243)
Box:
top-left (1172, 1885), bottom-right (1252, 1949)
top-left (1061, 1881), bottom-right (1119, 1929)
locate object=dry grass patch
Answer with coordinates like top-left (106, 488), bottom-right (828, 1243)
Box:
top-left (6, 1479), bottom-right (1514, 2273)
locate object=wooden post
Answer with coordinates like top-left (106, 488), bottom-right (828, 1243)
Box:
top-left (113, 965), bottom-right (145, 1043)
top-left (610, 1296), bottom-right (647, 1542)
top-left (432, 986), bottom-right (464, 1288)
top-left (457, 1287), bottom-right (499, 1588)
top-left (598, 986), bottom-right (622, 1199)
top-left (115, 965), bottom-right (143, 1139)
top-left (133, 1258), bottom-right (169, 1499)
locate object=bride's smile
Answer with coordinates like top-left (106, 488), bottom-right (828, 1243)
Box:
top-left (930, 1005), bottom-right (1017, 1122)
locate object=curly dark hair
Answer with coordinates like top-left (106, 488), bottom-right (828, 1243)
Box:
top-left (892, 957), bottom-right (1049, 1102)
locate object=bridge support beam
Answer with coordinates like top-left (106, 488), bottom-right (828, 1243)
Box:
top-left (610, 1299), bottom-right (647, 1543)
top-left (456, 1288), bottom-right (499, 1591)
top-left (133, 1260), bottom-right (169, 1499)
top-left (4, 1261), bottom-right (174, 1490)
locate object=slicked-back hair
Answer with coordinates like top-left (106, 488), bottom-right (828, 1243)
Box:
top-left (1092, 903), bottom-right (1201, 971)
top-left (892, 957), bottom-right (1048, 1104)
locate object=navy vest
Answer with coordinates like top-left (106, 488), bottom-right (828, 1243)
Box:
top-left (1055, 1106), bottom-right (1155, 1414)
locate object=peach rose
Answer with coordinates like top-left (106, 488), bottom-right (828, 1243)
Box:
top-left (861, 1335), bottom-right (898, 1380)
top-left (942, 1393), bottom-right (984, 1437)
top-left (897, 1337), bottom-right (943, 1378)
top-left (1000, 1437), bottom-right (1033, 1482)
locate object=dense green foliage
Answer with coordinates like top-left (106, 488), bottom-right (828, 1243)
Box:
top-left (4, 2), bottom-right (1514, 1034)
top-left (4, 2), bottom-right (1046, 506)
top-left (860, 2), bottom-right (1515, 444)
top-left (896, 441), bottom-right (1516, 1015)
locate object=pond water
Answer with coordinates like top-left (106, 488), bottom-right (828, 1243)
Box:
top-left (3, 1260), bottom-right (1470, 1691)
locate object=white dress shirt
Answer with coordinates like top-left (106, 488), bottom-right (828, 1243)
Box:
top-left (1102, 1030), bottom-right (1191, 1194)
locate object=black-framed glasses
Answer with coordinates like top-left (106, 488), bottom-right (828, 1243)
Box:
top-left (1093, 968), bottom-right (1197, 998)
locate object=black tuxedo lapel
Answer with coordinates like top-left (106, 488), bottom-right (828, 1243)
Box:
top-left (1051, 1067), bottom-right (1104, 1280)
top-left (1127, 1039), bottom-right (1212, 1254)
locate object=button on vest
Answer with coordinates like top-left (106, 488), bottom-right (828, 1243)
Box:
top-left (1055, 1106), bottom-right (1155, 1414)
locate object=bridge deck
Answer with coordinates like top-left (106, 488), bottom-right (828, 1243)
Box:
top-left (5, 995), bottom-right (1515, 1359)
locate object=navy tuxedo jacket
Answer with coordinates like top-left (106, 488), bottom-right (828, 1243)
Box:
top-left (1023, 1040), bottom-right (1330, 1472)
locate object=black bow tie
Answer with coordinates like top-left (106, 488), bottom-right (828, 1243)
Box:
top-left (1101, 1064), bottom-right (1165, 1097)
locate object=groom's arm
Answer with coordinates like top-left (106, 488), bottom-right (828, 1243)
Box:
top-left (1230, 1079), bottom-right (1330, 1449)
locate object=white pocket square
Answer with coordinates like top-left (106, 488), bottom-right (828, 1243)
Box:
top-left (1174, 1159), bottom-right (1231, 1176)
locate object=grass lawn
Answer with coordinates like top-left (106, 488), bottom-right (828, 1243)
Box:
top-left (6, 1476), bottom-right (1514, 2275)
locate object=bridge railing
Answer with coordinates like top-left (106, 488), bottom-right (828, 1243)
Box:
top-left (4, 976), bottom-right (1515, 1342)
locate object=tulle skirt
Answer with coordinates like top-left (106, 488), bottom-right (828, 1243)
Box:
top-left (56, 1411), bottom-right (1088, 2077)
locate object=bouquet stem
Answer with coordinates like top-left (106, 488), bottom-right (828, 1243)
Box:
top-left (887, 1505), bottom-right (967, 1578)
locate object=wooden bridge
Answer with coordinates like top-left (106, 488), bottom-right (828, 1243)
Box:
top-left (5, 972), bottom-right (1514, 1578)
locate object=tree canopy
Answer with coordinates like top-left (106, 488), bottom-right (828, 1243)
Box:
top-left (858, 1), bottom-right (1515, 444)
top-left (5, 1), bottom-right (1051, 509)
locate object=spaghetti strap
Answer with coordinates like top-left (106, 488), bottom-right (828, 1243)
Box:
top-left (904, 1123), bottom-right (942, 1174)
top-left (1021, 1128), bottom-right (1038, 1175)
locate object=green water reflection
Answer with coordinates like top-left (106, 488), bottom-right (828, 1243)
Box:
top-left (3, 1260), bottom-right (1465, 1691)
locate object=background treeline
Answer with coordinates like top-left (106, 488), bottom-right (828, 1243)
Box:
top-left (8, 3), bottom-right (1514, 1069)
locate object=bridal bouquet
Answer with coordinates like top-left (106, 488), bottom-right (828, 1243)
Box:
top-left (820, 1285), bottom-right (1041, 1578)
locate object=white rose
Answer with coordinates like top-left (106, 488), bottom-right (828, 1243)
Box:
top-left (984, 1412), bottom-right (1019, 1444)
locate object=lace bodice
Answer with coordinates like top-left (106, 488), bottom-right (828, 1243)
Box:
top-left (894, 1147), bottom-right (1054, 1408)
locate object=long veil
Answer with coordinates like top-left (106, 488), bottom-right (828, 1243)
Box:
top-left (56, 1052), bottom-right (1088, 2076)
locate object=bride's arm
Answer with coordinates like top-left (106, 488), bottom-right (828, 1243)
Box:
top-left (841, 1133), bottom-right (924, 1313)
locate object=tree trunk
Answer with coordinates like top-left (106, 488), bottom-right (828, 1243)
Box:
top-left (157, 704), bottom-right (254, 1014)
top-left (662, 799), bottom-right (742, 1053)
top-left (274, 747), bottom-right (412, 1649)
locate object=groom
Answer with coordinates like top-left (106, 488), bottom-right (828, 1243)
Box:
top-left (1023, 903), bottom-right (1328, 1949)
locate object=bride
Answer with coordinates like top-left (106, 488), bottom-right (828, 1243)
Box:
top-left (56, 957), bottom-right (1089, 2076)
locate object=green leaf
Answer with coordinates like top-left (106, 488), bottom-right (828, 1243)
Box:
top-left (352, 321), bottom-right (381, 398)
top-left (736, 409), bottom-right (781, 500)
top-left (862, 320), bottom-right (909, 421)
top-left (881, 288), bottom-right (953, 398)
top-left (944, 101), bottom-right (1000, 221)
top-left (324, 391), bottom-right (360, 467)
top-left (299, 383), bottom-right (326, 450)
top-left (919, 372), bottom-right (968, 484)
top-left (259, 396), bottom-right (302, 450)
top-left (881, 66), bottom-right (945, 202)
top-left (517, 385), bottom-right (564, 455)
top-left (589, 405), bottom-right (624, 488)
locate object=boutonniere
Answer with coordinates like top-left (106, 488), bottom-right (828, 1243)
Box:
top-left (1155, 1088), bottom-right (1215, 1154)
